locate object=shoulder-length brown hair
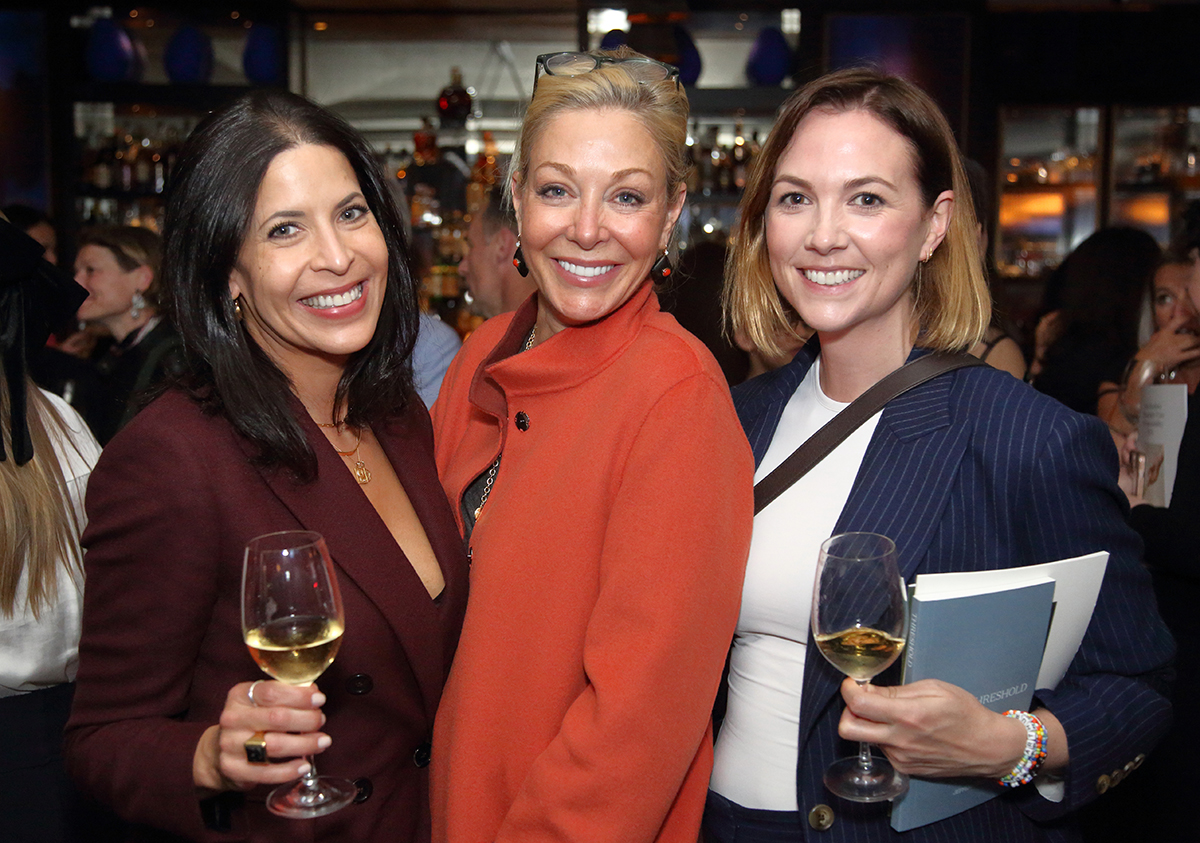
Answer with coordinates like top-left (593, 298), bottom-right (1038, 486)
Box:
top-left (724, 67), bottom-right (989, 358)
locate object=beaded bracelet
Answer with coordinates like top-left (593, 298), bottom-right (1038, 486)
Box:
top-left (998, 710), bottom-right (1048, 787)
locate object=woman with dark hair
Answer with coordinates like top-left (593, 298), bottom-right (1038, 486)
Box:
top-left (64, 90), bottom-right (468, 842)
top-left (714, 68), bottom-right (1171, 842)
top-left (1030, 227), bottom-right (1161, 415)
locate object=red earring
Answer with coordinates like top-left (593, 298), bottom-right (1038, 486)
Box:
top-left (651, 251), bottom-right (673, 281)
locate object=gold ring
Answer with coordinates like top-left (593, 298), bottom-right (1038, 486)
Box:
top-left (244, 731), bottom-right (268, 764)
top-left (247, 679), bottom-right (264, 707)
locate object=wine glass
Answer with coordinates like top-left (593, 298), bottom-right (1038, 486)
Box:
top-left (241, 530), bottom-right (356, 818)
top-left (811, 532), bottom-right (909, 802)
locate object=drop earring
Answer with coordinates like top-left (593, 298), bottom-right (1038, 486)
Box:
top-left (129, 290), bottom-right (146, 320)
top-left (512, 241), bottom-right (529, 278)
top-left (233, 296), bottom-right (244, 322)
top-left (650, 250), bottom-right (673, 281)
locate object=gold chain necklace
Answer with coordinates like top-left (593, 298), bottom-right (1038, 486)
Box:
top-left (317, 419), bottom-right (372, 485)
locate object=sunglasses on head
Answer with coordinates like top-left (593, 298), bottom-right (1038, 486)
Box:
top-left (533, 51), bottom-right (680, 92)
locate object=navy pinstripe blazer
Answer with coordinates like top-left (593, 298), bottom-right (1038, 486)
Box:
top-left (731, 339), bottom-right (1174, 842)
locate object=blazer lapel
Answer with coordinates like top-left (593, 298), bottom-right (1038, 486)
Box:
top-left (733, 339), bottom-right (817, 467)
top-left (252, 410), bottom-right (451, 723)
top-left (797, 364), bottom-right (971, 749)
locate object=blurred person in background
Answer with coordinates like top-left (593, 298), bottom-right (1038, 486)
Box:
top-left (412, 312), bottom-right (461, 406)
top-left (1094, 204), bottom-right (1200, 843)
top-left (0, 215), bottom-right (105, 842)
top-left (2, 203), bottom-right (58, 265)
top-left (1030, 227), bottom-right (1160, 415)
top-left (67, 226), bottom-right (182, 443)
top-left (1099, 255), bottom-right (1200, 433)
top-left (456, 188), bottom-right (536, 321)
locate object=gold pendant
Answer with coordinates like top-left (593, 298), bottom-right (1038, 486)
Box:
top-left (354, 459), bottom-right (372, 484)
top-left (473, 505), bottom-right (482, 520)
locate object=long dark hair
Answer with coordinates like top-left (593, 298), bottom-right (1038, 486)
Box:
top-left (1044, 227), bottom-right (1160, 349)
top-left (163, 89), bottom-right (419, 482)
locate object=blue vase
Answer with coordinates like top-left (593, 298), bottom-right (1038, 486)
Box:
top-left (86, 18), bottom-right (136, 82)
top-left (673, 25), bottom-right (701, 87)
top-left (243, 23), bottom-right (285, 86)
top-left (164, 25), bottom-right (214, 84)
top-left (746, 27), bottom-right (792, 87)
top-left (599, 28), bottom-right (627, 51)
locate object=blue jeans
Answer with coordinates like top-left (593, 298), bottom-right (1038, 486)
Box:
top-left (703, 790), bottom-right (805, 843)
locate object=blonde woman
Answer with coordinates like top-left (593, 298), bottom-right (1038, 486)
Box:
top-left (0, 217), bottom-right (102, 841)
top-left (430, 49), bottom-right (753, 843)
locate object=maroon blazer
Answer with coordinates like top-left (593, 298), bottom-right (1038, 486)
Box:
top-left (65, 390), bottom-right (468, 843)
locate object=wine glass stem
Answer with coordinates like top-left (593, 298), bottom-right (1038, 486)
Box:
top-left (855, 679), bottom-right (874, 771)
top-left (300, 755), bottom-right (319, 791)
top-left (858, 741), bottom-right (874, 771)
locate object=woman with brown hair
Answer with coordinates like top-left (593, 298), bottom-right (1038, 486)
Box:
top-left (711, 68), bottom-right (1172, 842)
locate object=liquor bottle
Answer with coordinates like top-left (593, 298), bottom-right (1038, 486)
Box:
top-left (412, 117), bottom-right (439, 167)
top-left (731, 121), bottom-right (750, 191)
top-left (685, 121), bottom-right (701, 194)
top-left (698, 125), bottom-right (718, 196)
top-left (437, 67), bottom-right (472, 131)
top-left (466, 130), bottom-right (500, 215)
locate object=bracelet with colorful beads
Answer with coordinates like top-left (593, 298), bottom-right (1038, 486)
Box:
top-left (997, 710), bottom-right (1047, 787)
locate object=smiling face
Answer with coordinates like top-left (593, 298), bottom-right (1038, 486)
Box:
top-left (765, 108), bottom-right (951, 353)
top-left (75, 243), bottom-right (149, 330)
top-left (512, 107), bottom-right (684, 337)
top-left (228, 143), bottom-right (388, 382)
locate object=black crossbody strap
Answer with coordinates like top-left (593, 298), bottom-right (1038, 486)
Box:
top-left (752, 352), bottom-right (987, 514)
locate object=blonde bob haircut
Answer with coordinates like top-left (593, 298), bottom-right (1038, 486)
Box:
top-left (724, 67), bottom-right (990, 359)
top-left (507, 47), bottom-right (691, 248)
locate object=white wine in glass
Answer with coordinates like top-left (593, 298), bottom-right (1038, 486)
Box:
top-left (242, 530), bottom-right (356, 818)
top-left (812, 532), bottom-right (909, 802)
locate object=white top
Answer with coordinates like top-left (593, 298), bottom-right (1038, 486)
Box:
top-left (710, 358), bottom-right (882, 810)
top-left (0, 390), bottom-right (102, 698)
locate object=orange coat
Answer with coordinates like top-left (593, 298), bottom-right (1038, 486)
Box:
top-left (430, 283), bottom-right (753, 843)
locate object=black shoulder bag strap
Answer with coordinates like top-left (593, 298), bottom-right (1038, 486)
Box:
top-left (753, 351), bottom-right (988, 515)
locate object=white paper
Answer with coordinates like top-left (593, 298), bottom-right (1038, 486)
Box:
top-left (1140, 383), bottom-right (1189, 507)
top-left (911, 551), bottom-right (1108, 689)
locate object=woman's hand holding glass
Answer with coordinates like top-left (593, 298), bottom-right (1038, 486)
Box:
top-left (237, 530), bottom-right (355, 817)
top-left (811, 532), bottom-right (909, 802)
top-left (836, 677), bottom-right (1033, 780)
top-left (197, 680), bottom-right (331, 794)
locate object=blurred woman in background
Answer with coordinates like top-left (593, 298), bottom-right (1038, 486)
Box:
top-left (70, 226), bottom-right (182, 443)
top-left (0, 216), bottom-right (103, 842)
top-left (1029, 227), bottom-right (1160, 415)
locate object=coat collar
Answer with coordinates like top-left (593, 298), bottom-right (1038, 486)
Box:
top-left (248, 401), bottom-right (459, 723)
top-left (467, 281), bottom-right (658, 421)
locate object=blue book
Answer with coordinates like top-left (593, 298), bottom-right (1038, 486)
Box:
top-left (889, 577), bottom-right (1055, 832)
